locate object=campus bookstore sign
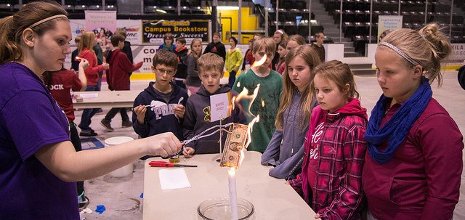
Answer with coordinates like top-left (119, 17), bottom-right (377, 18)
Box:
top-left (142, 20), bottom-right (209, 44)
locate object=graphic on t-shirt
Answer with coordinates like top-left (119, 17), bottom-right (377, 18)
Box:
top-left (149, 100), bottom-right (177, 120)
top-left (203, 106), bottom-right (211, 122)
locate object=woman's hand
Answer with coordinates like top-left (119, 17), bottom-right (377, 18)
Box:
top-left (143, 132), bottom-right (182, 158)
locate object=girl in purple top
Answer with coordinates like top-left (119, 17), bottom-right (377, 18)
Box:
top-left (363, 23), bottom-right (463, 219)
top-left (0, 2), bottom-right (181, 219)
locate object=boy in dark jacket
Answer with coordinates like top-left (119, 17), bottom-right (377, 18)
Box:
top-left (132, 50), bottom-right (188, 141)
top-left (174, 37), bottom-right (189, 89)
top-left (182, 53), bottom-right (246, 156)
top-left (203, 32), bottom-right (226, 61)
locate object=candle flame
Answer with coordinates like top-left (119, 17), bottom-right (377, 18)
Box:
top-left (252, 54), bottom-right (267, 67)
top-left (228, 167), bottom-right (236, 176)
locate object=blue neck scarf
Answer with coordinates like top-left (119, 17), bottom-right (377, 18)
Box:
top-left (365, 77), bottom-right (432, 164)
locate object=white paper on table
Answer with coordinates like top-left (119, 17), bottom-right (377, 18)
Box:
top-left (158, 168), bottom-right (191, 190)
top-left (210, 93), bottom-right (230, 122)
top-left (78, 93), bottom-right (99, 99)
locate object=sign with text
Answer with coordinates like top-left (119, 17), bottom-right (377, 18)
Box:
top-left (142, 20), bottom-right (209, 44)
top-left (117, 20), bottom-right (142, 45)
top-left (210, 93), bottom-right (231, 122)
top-left (378, 15), bottom-right (403, 43)
top-left (85, 10), bottom-right (117, 33)
top-left (447, 44), bottom-right (465, 62)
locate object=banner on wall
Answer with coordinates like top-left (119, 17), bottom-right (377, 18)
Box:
top-left (447, 44), bottom-right (465, 62)
top-left (142, 20), bottom-right (209, 45)
top-left (69, 19), bottom-right (85, 45)
top-left (85, 11), bottom-right (117, 33)
top-left (117, 20), bottom-right (143, 45)
top-left (378, 15), bottom-right (403, 43)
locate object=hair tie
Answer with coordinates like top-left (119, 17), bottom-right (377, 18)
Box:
top-left (379, 42), bottom-right (420, 66)
top-left (29, 14), bottom-right (68, 29)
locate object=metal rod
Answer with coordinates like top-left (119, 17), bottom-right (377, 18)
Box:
top-left (449, 0), bottom-right (454, 38)
top-left (265, 0), bottom-right (269, 37)
top-left (276, 0), bottom-right (279, 31)
top-left (178, 0), bottom-right (181, 16)
top-left (339, 0), bottom-right (343, 43)
top-left (239, 0), bottom-right (243, 42)
top-left (398, 0), bottom-right (401, 15)
top-left (309, 0), bottom-right (312, 39)
top-left (369, 0), bottom-right (373, 43)
top-left (424, 0), bottom-right (428, 24)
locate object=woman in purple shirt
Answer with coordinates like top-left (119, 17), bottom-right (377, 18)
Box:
top-left (0, 2), bottom-right (181, 219)
top-left (363, 23), bottom-right (463, 220)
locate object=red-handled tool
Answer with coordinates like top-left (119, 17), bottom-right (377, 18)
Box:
top-left (149, 161), bottom-right (197, 167)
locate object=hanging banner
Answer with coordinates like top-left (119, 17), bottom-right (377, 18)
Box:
top-left (117, 20), bottom-right (143, 45)
top-left (85, 11), bottom-right (117, 33)
top-left (69, 19), bottom-right (86, 45)
top-left (378, 15), bottom-right (403, 43)
top-left (142, 20), bottom-right (209, 45)
top-left (447, 44), bottom-right (465, 62)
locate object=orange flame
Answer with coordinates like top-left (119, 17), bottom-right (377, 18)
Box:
top-left (251, 54), bottom-right (267, 68)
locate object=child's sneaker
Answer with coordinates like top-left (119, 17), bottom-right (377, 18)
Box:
top-left (79, 129), bottom-right (97, 136)
top-left (78, 195), bottom-right (90, 212)
top-left (122, 120), bottom-right (132, 128)
top-left (100, 119), bottom-right (114, 131)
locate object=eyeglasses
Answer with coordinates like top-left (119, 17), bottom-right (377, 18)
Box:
top-left (153, 67), bottom-right (175, 76)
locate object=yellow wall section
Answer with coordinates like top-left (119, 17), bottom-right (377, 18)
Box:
top-left (218, 7), bottom-right (258, 44)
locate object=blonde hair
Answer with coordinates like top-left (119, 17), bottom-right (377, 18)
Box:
top-left (275, 45), bottom-right (321, 130)
top-left (0, 1), bottom-right (68, 64)
top-left (274, 29), bottom-right (289, 43)
top-left (311, 60), bottom-right (360, 99)
top-left (381, 23), bottom-right (451, 85)
top-left (190, 38), bottom-right (203, 58)
top-left (288, 34), bottom-right (307, 46)
top-left (198, 53), bottom-right (224, 74)
top-left (78, 31), bottom-right (96, 54)
top-left (252, 37), bottom-right (276, 56)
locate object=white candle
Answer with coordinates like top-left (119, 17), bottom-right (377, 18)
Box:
top-left (228, 168), bottom-right (238, 220)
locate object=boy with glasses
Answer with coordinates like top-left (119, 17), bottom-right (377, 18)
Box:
top-left (132, 50), bottom-right (188, 154)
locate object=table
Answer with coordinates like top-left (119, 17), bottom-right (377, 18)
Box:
top-left (72, 90), bottom-right (140, 109)
top-left (143, 151), bottom-right (315, 220)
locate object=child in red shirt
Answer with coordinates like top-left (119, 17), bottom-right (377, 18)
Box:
top-left (43, 59), bottom-right (90, 210)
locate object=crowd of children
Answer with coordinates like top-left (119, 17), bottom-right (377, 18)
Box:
top-left (0, 3), bottom-right (461, 218)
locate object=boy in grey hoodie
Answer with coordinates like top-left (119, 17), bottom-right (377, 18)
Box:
top-left (183, 53), bottom-right (246, 156)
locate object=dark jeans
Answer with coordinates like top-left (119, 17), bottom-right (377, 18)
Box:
top-left (228, 70), bottom-right (237, 88)
top-left (69, 122), bottom-right (84, 196)
top-left (103, 108), bottom-right (129, 122)
top-left (79, 85), bottom-right (99, 130)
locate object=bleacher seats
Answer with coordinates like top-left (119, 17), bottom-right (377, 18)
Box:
top-left (321, 0), bottom-right (464, 49)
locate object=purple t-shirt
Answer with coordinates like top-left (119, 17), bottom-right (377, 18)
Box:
top-left (0, 63), bottom-right (78, 219)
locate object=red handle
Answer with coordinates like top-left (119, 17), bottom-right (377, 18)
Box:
top-left (149, 161), bottom-right (174, 167)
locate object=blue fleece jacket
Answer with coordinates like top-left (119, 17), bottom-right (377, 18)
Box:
top-left (132, 82), bottom-right (188, 140)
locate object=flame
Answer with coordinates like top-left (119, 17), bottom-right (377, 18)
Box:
top-left (234, 84), bottom-right (260, 117)
top-left (228, 167), bottom-right (236, 176)
top-left (252, 54), bottom-right (267, 67)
